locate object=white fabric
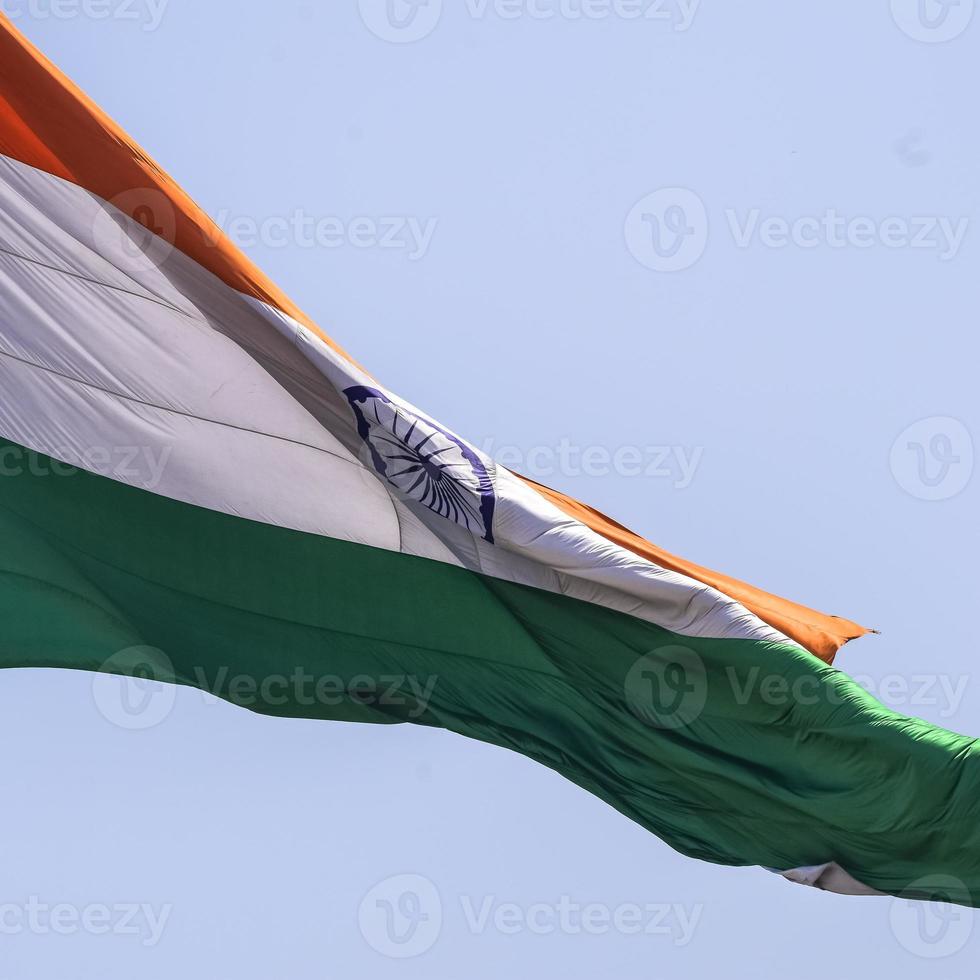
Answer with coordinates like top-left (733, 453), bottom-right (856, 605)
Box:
top-left (0, 152), bottom-right (794, 646)
top-left (780, 863), bottom-right (885, 897)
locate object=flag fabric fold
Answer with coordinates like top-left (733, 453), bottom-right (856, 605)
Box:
top-left (0, 16), bottom-right (976, 906)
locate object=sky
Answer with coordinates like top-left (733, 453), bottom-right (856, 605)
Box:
top-left (1, 1), bottom-right (978, 977)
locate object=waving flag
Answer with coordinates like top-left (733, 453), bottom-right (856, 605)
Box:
top-left (0, 17), bottom-right (976, 906)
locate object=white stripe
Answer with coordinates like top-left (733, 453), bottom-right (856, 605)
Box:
top-left (0, 152), bottom-right (795, 647)
top-left (262, 296), bottom-right (794, 646)
top-left (779, 864), bottom-right (884, 897)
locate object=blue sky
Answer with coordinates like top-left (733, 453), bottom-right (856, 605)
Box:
top-left (2, 2), bottom-right (978, 976)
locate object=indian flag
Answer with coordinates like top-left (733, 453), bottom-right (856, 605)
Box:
top-left (0, 16), bottom-right (976, 906)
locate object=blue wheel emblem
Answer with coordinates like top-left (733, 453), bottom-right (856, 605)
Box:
top-left (345, 386), bottom-right (496, 543)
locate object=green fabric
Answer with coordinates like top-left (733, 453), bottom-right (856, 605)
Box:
top-left (0, 438), bottom-right (976, 905)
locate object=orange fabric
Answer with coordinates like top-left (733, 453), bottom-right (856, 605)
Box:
top-left (0, 16), bottom-right (355, 367)
top-left (522, 477), bottom-right (870, 663)
top-left (0, 89), bottom-right (71, 183)
top-left (0, 16), bottom-right (869, 662)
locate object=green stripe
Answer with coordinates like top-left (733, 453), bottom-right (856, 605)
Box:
top-left (0, 438), bottom-right (976, 905)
